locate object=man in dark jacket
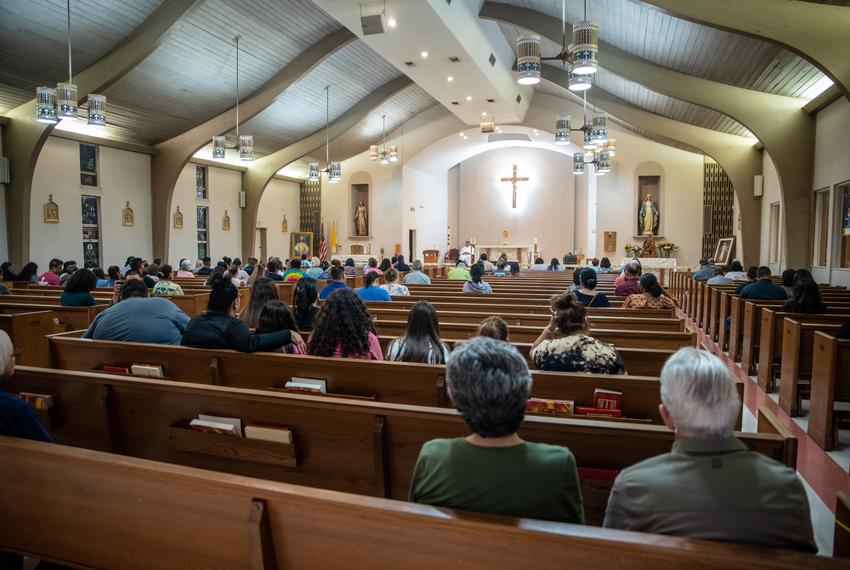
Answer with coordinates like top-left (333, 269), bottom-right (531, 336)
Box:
top-left (740, 266), bottom-right (788, 300)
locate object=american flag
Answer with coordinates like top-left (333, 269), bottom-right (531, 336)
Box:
top-left (318, 219), bottom-right (328, 261)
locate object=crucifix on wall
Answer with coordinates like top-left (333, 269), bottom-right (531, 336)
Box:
top-left (500, 164), bottom-right (529, 209)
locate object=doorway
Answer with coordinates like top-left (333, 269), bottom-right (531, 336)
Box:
top-left (409, 229), bottom-right (417, 262)
top-left (256, 228), bottom-right (267, 261)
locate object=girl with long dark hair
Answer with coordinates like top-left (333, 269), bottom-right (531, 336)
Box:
top-left (385, 301), bottom-right (450, 364)
top-left (293, 277), bottom-right (319, 331)
top-left (182, 273), bottom-right (304, 352)
top-left (256, 301), bottom-right (304, 354)
top-left (239, 277), bottom-right (279, 329)
top-left (308, 288), bottom-right (382, 359)
top-left (781, 269), bottom-right (826, 314)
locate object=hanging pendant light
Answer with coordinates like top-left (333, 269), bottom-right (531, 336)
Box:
top-left (369, 145), bottom-right (378, 161)
top-left (515, 35), bottom-right (542, 85)
top-left (606, 138), bottom-right (616, 157)
top-left (36, 87), bottom-right (58, 124)
top-left (329, 161), bottom-right (341, 183)
top-left (568, 70), bottom-right (592, 91)
top-left (324, 85), bottom-right (341, 182)
top-left (554, 115), bottom-right (571, 145)
top-left (573, 153), bottom-right (585, 174)
top-left (211, 36), bottom-right (252, 161)
top-left (86, 94), bottom-right (106, 126)
top-left (389, 144), bottom-right (399, 162)
top-left (56, 82), bottom-right (78, 120)
top-left (592, 112), bottom-right (608, 143)
top-left (308, 162), bottom-right (320, 182)
top-left (571, 0), bottom-right (598, 75)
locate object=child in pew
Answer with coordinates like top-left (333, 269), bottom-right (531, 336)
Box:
top-left (477, 316), bottom-right (509, 342)
top-left (385, 301), bottom-right (450, 364)
top-left (256, 301), bottom-right (305, 355)
top-left (308, 289), bottom-right (383, 360)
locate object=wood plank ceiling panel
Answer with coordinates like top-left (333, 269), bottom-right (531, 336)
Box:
top-left (0, 0), bottom-right (161, 90)
top-left (492, 0), bottom-right (828, 98)
top-left (100, 0), bottom-right (341, 144)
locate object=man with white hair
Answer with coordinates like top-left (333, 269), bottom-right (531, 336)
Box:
top-left (0, 330), bottom-right (52, 442)
top-left (603, 348), bottom-right (815, 552)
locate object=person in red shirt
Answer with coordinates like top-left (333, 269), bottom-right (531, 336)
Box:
top-left (614, 261), bottom-right (642, 296)
top-left (37, 258), bottom-right (63, 286)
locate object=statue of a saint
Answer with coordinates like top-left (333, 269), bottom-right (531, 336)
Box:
top-left (354, 200), bottom-right (368, 236)
top-left (122, 201), bottom-right (134, 227)
top-left (641, 233), bottom-right (657, 257)
top-left (639, 194), bottom-right (660, 236)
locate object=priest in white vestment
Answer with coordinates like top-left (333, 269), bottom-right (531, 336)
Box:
top-left (459, 241), bottom-right (475, 266)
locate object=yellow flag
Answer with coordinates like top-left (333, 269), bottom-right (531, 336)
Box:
top-left (331, 220), bottom-right (337, 253)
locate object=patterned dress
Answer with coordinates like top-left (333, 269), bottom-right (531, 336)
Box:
top-left (532, 334), bottom-right (625, 374)
top-left (622, 294), bottom-right (675, 309)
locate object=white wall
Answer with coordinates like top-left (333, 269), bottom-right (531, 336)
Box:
top-left (457, 147), bottom-right (575, 259)
top-left (595, 126), bottom-right (704, 266)
top-left (29, 136), bottom-right (152, 270)
top-left (759, 152), bottom-right (784, 273)
top-left (256, 178), bottom-right (301, 260)
top-left (168, 162), bottom-right (243, 265)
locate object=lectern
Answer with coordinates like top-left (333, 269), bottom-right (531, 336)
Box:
top-left (423, 249), bottom-right (440, 265)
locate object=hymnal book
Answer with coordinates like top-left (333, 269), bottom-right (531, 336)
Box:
top-left (592, 389), bottom-right (623, 410)
top-left (16, 392), bottom-right (54, 410)
top-left (284, 378), bottom-right (327, 394)
top-left (576, 406), bottom-right (623, 418)
top-left (102, 364), bottom-right (130, 375)
top-left (245, 424), bottom-right (293, 444)
top-left (198, 414), bottom-right (243, 436)
top-left (130, 363), bottom-right (165, 378)
top-left (526, 398), bottom-right (575, 417)
top-left (189, 419), bottom-right (240, 436)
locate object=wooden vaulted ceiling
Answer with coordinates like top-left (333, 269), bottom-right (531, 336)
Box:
top-left (0, 0), bottom-right (438, 163)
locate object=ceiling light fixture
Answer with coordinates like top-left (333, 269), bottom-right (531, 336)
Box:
top-left (388, 17), bottom-right (397, 28)
top-left (480, 112), bottom-right (495, 133)
top-left (566, 92), bottom-right (614, 173)
top-left (421, 51), bottom-right (429, 58)
top-left (212, 36), bottom-right (253, 161)
top-left (447, 76), bottom-right (454, 82)
top-left (515, 0), bottom-right (598, 92)
top-left (466, 95), bottom-right (472, 101)
top-left (370, 114), bottom-right (398, 165)
top-left (36, 0), bottom-right (108, 126)
top-left (310, 85), bottom-right (341, 182)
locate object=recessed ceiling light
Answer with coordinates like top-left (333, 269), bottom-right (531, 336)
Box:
top-left (388, 17), bottom-right (397, 28)
top-left (466, 95), bottom-right (472, 101)
top-left (421, 51), bottom-right (428, 58)
top-left (447, 76), bottom-right (453, 82)
top-left (481, 112), bottom-right (487, 116)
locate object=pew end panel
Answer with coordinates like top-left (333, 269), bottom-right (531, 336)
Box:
top-left (756, 406), bottom-right (798, 469)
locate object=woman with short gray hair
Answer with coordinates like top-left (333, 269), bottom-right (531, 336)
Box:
top-left (409, 336), bottom-right (584, 523)
top-left (603, 347), bottom-right (816, 552)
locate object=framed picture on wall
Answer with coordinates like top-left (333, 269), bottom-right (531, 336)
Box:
top-left (290, 231), bottom-right (313, 258)
top-left (713, 236), bottom-right (735, 267)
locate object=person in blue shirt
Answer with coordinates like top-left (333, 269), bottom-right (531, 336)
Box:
top-left (0, 330), bottom-right (52, 442)
top-left (692, 259), bottom-right (721, 281)
top-left (356, 272), bottom-right (392, 302)
top-left (96, 265), bottom-right (122, 288)
top-left (319, 266), bottom-right (351, 300)
top-left (403, 260), bottom-right (432, 285)
top-left (740, 266), bottom-right (788, 300)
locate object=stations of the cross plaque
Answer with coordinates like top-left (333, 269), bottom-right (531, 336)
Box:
top-left (501, 164), bottom-right (529, 209)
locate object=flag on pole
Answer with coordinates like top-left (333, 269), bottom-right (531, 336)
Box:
top-left (318, 219), bottom-right (328, 261)
top-left (331, 220), bottom-right (338, 254)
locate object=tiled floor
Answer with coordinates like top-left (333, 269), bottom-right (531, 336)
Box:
top-left (690, 315), bottom-right (850, 556)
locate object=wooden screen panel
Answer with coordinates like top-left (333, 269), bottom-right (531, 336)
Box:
top-left (702, 157), bottom-right (734, 261)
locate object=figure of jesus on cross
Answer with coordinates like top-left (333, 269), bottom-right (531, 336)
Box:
top-left (501, 164), bottom-right (529, 209)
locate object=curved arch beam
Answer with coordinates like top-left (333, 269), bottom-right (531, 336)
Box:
top-left (151, 28), bottom-right (356, 260)
top-left (542, 67), bottom-right (762, 265)
top-left (641, 0), bottom-right (850, 101)
top-left (2, 0), bottom-right (203, 266)
top-left (240, 76), bottom-right (413, 258)
top-left (481, 1), bottom-right (812, 267)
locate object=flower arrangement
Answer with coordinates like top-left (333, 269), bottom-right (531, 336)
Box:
top-left (623, 242), bottom-right (641, 257)
top-left (658, 242), bottom-right (678, 257)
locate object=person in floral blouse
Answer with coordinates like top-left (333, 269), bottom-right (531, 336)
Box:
top-left (622, 273), bottom-right (676, 310)
top-left (380, 268), bottom-right (409, 296)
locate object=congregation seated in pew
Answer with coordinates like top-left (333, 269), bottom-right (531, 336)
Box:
top-left (293, 277), bottom-right (320, 332)
top-left (256, 301), bottom-right (304, 354)
top-left (614, 261), bottom-right (642, 296)
top-left (603, 348), bottom-right (816, 553)
top-left (385, 300), bottom-right (450, 364)
top-left (83, 279), bottom-right (189, 345)
top-left (734, 266), bottom-right (758, 294)
top-left (95, 265), bottom-right (122, 288)
top-left (381, 268), bottom-right (410, 297)
top-left (725, 260), bottom-right (749, 282)
top-left (321, 265), bottom-right (352, 299)
top-left (780, 269), bottom-right (827, 314)
top-left (181, 273), bottom-right (304, 353)
top-left (575, 268), bottom-right (610, 307)
top-left (622, 274), bottom-right (676, 310)
top-left (239, 277), bottom-right (278, 329)
top-left (59, 268), bottom-right (97, 307)
top-left (492, 259), bottom-right (510, 276)
top-left (447, 260), bottom-right (471, 281)
top-left (403, 260), bottom-right (431, 285)
top-left (462, 262), bottom-right (492, 294)
top-left (531, 291), bottom-right (625, 374)
top-left (740, 266), bottom-right (788, 300)
top-left (781, 268), bottom-right (796, 297)
top-left (706, 265), bottom-right (733, 286)
top-left (308, 288), bottom-right (383, 360)
top-left (357, 271), bottom-right (392, 302)
top-left (477, 315), bottom-right (509, 341)
top-left (0, 330), bottom-right (50, 443)
top-left (410, 336), bottom-right (585, 523)
top-left (152, 264), bottom-right (184, 297)
top-left (691, 258), bottom-right (721, 282)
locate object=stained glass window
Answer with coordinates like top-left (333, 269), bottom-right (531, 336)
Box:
top-left (80, 143), bottom-right (98, 186)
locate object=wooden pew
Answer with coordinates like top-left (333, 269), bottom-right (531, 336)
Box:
top-left (756, 406), bottom-right (798, 467)
top-left (738, 300), bottom-right (785, 372)
top-left (836, 492), bottom-right (850, 558)
top-left (0, 311), bottom-right (52, 366)
top-left (373, 320), bottom-right (695, 350)
top-left (45, 335), bottom-right (684, 423)
top-left (0, 302), bottom-right (106, 332)
top-left (777, 320), bottom-right (843, 416)
top-left (808, 332), bottom-right (850, 450)
top-left (756, 311), bottom-right (849, 392)
top-left (6, 366), bottom-right (787, 526)
top-left (0, 438), bottom-right (835, 570)
top-left (362, 299), bottom-right (675, 318)
top-left (8, 287), bottom-right (212, 316)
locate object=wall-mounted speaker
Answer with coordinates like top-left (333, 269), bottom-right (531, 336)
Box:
top-left (239, 191), bottom-right (246, 208)
top-left (753, 174), bottom-right (764, 197)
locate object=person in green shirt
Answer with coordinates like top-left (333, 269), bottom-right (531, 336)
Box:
top-left (446, 260), bottom-right (471, 281)
top-left (152, 264), bottom-right (185, 297)
top-left (409, 336), bottom-right (584, 524)
top-left (60, 268), bottom-right (97, 307)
